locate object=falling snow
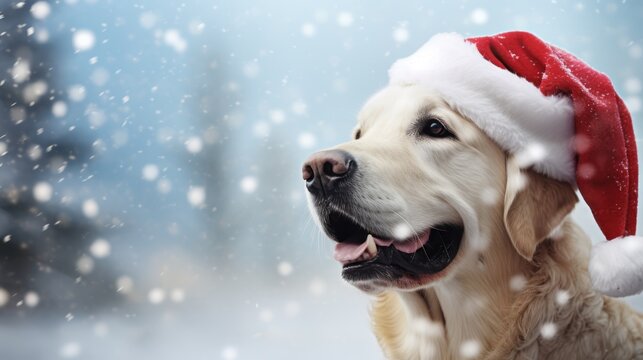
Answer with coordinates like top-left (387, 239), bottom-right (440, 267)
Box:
top-left (297, 132), bottom-right (316, 149)
top-left (221, 346), bottom-right (239, 360)
top-left (24, 291), bottom-right (40, 307)
top-left (510, 274), bottom-right (527, 292)
top-left (0, 2), bottom-right (641, 359)
top-left (0, 288), bottom-right (9, 307)
top-left (392, 223), bottom-right (412, 239)
top-left (89, 239), bottom-right (111, 258)
top-left (540, 322), bottom-right (558, 339)
top-left (240, 176), bottom-right (258, 193)
top-left (460, 339), bottom-right (481, 358)
top-left (392, 25), bottom-right (409, 43)
top-left (470, 8), bottom-right (489, 25)
top-left (185, 136), bottom-right (204, 154)
top-left (187, 186), bottom-right (206, 206)
top-left (142, 164), bottom-right (160, 181)
top-left (277, 261), bottom-right (293, 276)
top-left (30, 1), bottom-right (51, 20)
top-left (300, 23), bottom-right (316, 37)
top-left (59, 342), bottom-right (82, 359)
top-left (82, 199), bottom-right (100, 218)
top-left (336, 12), bottom-right (354, 27)
top-left (33, 181), bottom-right (53, 202)
top-left (148, 288), bottom-right (166, 304)
top-left (73, 29), bottom-right (96, 52)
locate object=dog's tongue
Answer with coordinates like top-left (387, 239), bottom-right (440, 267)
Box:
top-left (333, 230), bottom-right (431, 264)
top-left (386, 230), bottom-right (431, 253)
top-left (334, 240), bottom-right (370, 264)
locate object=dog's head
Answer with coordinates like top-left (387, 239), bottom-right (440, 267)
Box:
top-left (303, 85), bottom-right (577, 293)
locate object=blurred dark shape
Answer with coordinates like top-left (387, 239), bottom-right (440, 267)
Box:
top-left (0, 0), bottom-right (117, 314)
top-left (190, 52), bottom-right (297, 273)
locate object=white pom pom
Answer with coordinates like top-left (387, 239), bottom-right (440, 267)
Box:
top-left (589, 236), bottom-right (643, 297)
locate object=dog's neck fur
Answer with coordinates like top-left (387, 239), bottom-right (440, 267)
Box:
top-left (372, 217), bottom-right (643, 359)
top-left (395, 215), bottom-right (532, 359)
top-left (429, 224), bottom-right (530, 357)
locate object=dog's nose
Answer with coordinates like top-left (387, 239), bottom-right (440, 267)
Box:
top-left (302, 150), bottom-right (355, 195)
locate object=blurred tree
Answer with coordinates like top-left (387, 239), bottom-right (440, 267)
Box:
top-left (0, 0), bottom-right (117, 313)
top-left (189, 50), bottom-right (298, 274)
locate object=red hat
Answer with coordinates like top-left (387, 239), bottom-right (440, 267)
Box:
top-left (388, 31), bottom-right (641, 297)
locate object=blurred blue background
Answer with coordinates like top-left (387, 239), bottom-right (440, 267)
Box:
top-left (0, 1), bottom-right (641, 359)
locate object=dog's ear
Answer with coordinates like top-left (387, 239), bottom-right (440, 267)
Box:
top-left (503, 157), bottom-right (578, 261)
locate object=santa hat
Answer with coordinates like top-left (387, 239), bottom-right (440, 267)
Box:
top-left (388, 31), bottom-right (642, 297)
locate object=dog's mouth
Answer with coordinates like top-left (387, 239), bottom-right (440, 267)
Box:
top-left (323, 210), bottom-right (464, 287)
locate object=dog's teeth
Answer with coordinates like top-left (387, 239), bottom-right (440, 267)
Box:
top-left (366, 235), bottom-right (377, 256)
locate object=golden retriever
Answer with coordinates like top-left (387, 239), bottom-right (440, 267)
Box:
top-left (302, 85), bottom-right (643, 359)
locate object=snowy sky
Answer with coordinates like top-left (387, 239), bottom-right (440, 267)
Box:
top-left (1, 1), bottom-right (642, 359)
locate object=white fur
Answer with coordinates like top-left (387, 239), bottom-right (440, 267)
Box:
top-left (589, 236), bottom-right (643, 297)
top-left (388, 33), bottom-right (576, 183)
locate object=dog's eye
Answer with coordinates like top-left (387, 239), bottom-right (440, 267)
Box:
top-left (419, 118), bottom-right (454, 139)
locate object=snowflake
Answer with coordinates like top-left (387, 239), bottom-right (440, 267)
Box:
top-left (52, 101), bottom-right (68, 117)
top-left (277, 261), bottom-right (293, 276)
top-left (116, 276), bottom-right (134, 294)
top-left (142, 164), bottom-right (160, 181)
top-left (393, 223), bottom-right (412, 240)
top-left (68, 84), bottom-right (86, 102)
top-left (139, 12), bottom-right (158, 29)
top-left (221, 346), bottom-right (238, 360)
top-left (73, 29), bottom-right (96, 52)
top-left (163, 29), bottom-right (187, 53)
top-left (555, 290), bottom-right (570, 306)
top-left (89, 239), bottom-right (111, 258)
top-left (240, 176), bottom-right (258, 194)
top-left (188, 20), bottom-right (205, 35)
top-left (30, 1), bottom-right (51, 20)
top-left (460, 339), bottom-right (481, 358)
top-left (148, 288), bottom-right (166, 304)
top-left (297, 132), bottom-right (316, 149)
top-left (76, 255), bottom-right (94, 274)
top-left (82, 199), bottom-right (100, 218)
top-left (509, 274), bottom-right (527, 292)
top-left (10, 59), bottom-right (30, 83)
top-left (0, 288), bottom-right (9, 307)
top-left (337, 12), bottom-right (354, 27)
top-left (59, 342), bottom-right (81, 359)
top-left (33, 181), bottom-right (53, 202)
top-left (540, 322), bottom-right (557, 339)
top-left (269, 109), bottom-right (285, 124)
top-left (392, 26), bottom-right (409, 43)
top-left (170, 288), bottom-right (186, 303)
top-left (185, 136), bottom-right (203, 154)
top-left (24, 291), bottom-right (40, 307)
top-left (187, 186), bottom-right (206, 206)
top-left (301, 23), bottom-right (316, 37)
top-left (470, 8), bottom-right (489, 25)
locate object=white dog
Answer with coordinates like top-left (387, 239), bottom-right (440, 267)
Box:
top-left (302, 85), bottom-right (643, 359)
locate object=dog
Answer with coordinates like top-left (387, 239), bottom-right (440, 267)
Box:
top-left (302, 85), bottom-right (643, 359)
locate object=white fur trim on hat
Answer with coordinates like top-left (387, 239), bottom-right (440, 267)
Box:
top-left (388, 33), bottom-right (575, 183)
top-left (589, 236), bottom-right (643, 297)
